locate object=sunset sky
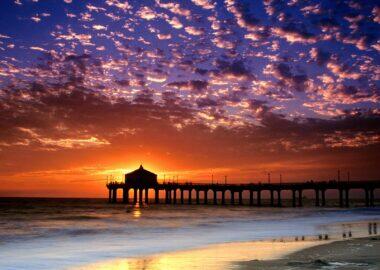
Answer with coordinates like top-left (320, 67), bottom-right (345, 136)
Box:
top-left (0, 0), bottom-right (379, 197)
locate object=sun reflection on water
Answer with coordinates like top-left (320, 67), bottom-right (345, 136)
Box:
top-left (74, 240), bottom-right (320, 270)
top-left (132, 204), bottom-right (142, 219)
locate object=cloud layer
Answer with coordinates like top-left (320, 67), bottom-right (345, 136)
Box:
top-left (0, 0), bottom-right (379, 195)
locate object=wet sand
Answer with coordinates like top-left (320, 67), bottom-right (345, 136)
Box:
top-left (72, 221), bottom-right (379, 270)
top-left (74, 240), bottom-right (322, 270)
top-left (238, 236), bottom-right (380, 270)
top-left (72, 237), bottom-right (380, 270)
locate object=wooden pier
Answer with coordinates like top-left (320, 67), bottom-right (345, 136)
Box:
top-left (106, 166), bottom-right (379, 207)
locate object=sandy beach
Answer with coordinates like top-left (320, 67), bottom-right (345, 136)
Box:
top-left (73, 230), bottom-right (380, 270)
top-left (1, 199), bottom-right (379, 270)
top-left (238, 236), bottom-right (380, 270)
top-left (73, 232), bottom-right (380, 270)
top-left (74, 239), bottom-right (323, 270)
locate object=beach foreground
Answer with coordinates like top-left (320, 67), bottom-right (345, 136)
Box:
top-left (238, 236), bottom-right (380, 270)
top-left (1, 199), bottom-right (379, 270)
top-left (74, 240), bottom-right (322, 270)
top-left (74, 236), bottom-right (380, 270)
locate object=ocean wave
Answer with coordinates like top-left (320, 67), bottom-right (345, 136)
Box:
top-left (47, 215), bottom-right (102, 221)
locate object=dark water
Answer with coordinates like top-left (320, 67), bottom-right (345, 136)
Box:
top-left (0, 198), bottom-right (379, 270)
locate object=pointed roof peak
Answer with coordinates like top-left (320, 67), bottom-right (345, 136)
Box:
top-left (126, 165), bottom-right (157, 178)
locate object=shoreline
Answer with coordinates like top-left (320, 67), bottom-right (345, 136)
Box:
top-left (73, 237), bottom-right (379, 270)
top-left (73, 221), bottom-right (379, 270)
top-left (1, 200), bottom-right (378, 270)
top-left (105, 235), bottom-right (380, 270)
top-left (73, 239), bottom-right (326, 270)
top-left (237, 236), bottom-right (380, 270)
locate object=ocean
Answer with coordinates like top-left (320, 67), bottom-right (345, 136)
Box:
top-left (0, 198), bottom-right (379, 270)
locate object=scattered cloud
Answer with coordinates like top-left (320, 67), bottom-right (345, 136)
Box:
top-left (0, 0), bottom-right (379, 185)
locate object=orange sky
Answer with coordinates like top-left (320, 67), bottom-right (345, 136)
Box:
top-left (1, 0), bottom-right (380, 198)
top-left (1, 136), bottom-right (379, 197)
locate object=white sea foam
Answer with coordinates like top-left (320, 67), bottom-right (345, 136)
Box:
top-left (0, 199), bottom-right (379, 270)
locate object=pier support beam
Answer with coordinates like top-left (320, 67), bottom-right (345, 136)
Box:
top-left (181, 189), bottom-right (184, 204)
top-left (345, 189), bottom-right (349, 208)
top-left (249, 190), bottom-right (254, 206)
top-left (188, 190), bottom-right (192, 204)
top-left (169, 189), bottom-right (172, 204)
top-left (270, 190), bottom-right (274, 206)
top-left (315, 189), bottom-right (320, 207)
top-left (370, 189), bottom-right (374, 207)
top-left (239, 191), bottom-right (243, 205)
top-left (298, 190), bottom-right (303, 207)
top-left (277, 190), bottom-right (282, 207)
top-left (123, 188), bottom-right (129, 204)
top-left (231, 191), bottom-right (235, 205)
top-left (213, 190), bottom-right (217, 205)
top-left (221, 190), bottom-right (225, 205)
top-left (155, 189), bottom-right (159, 204)
top-left (292, 190), bottom-right (296, 207)
top-left (173, 189), bottom-right (177, 204)
top-left (257, 190), bottom-right (261, 206)
top-left (112, 188), bottom-right (117, 203)
top-left (365, 189), bottom-right (369, 207)
top-left (321, 189), bottom-right (326, 206)
top-left (133, 188), bottom-right (137, 204)
top-left (339, 189), bottom-right (344, 207)
top-left (139, 189), bottom-right (143, 204)
top-left (145, 189), bottom-right (149, 204)
top-left (204, 190), bottom-right (208, 205)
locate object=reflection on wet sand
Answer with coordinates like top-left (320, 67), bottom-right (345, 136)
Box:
top-left (75, 221), bottom-right (377, 270)
top-left (74, 240), bottom-right (321, 270)
top-left (73, 221), bottom-right (379, 270)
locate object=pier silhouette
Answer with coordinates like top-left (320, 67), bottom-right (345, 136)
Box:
top-left (107, 166), bottom-right (379, 207)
